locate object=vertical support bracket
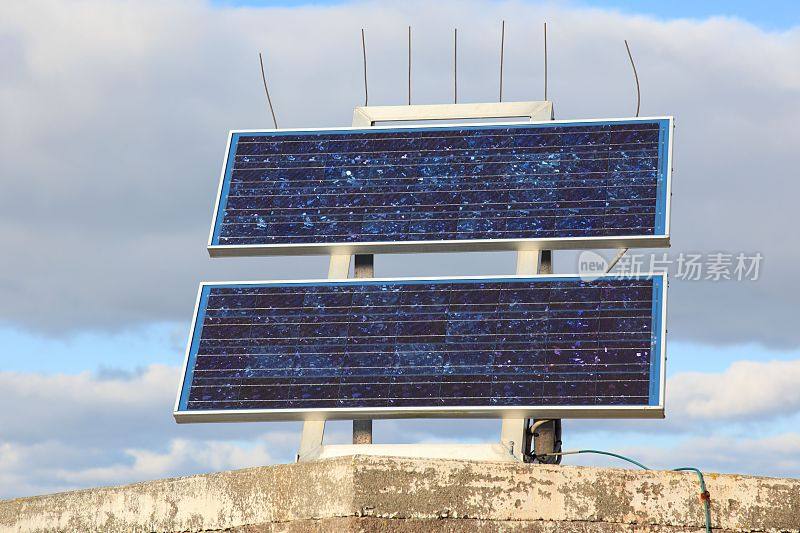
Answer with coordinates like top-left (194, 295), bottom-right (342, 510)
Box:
top-left (297, 254), bottom-right (351, 462)
top-left (505, 250), bottom-right (561, 463)
top-left (296, 419), bottom-right (325, 462)
top-left (327, 253), bottom-right (351, 278)
top-left (500, 250), bottom-right (542, 460)
top-left (352, 254), bottom-right (374, 444)
top-left (500, 416), bottom-right (527, 461)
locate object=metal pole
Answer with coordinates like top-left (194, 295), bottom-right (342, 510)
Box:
top-left (531, 250), bottom-right (563, 463)
top-left (361, 28), bottom-right (368, 106)
top-left (454, 28), bottom-right (458, 104)
top-left (258, 52), bottom-right (278, 129)
top-left (624, 39), bottom-right (641, 117)
top-left (499, 20), bottom-right (505, 102)
top-left (352, 254), bottom-right (374, 444)
top-left (296, 253), bottom-right (351, 462)
top-left (543, 22), bottom-right (548, 101)
top-left (408, 26), bottom-right (412, 105)
top-left (346, 102), bottom-right (554, 460)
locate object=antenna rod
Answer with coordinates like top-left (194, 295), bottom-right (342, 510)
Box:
top-left (408, 26), bottom-right (412, 105)
top-left (624, 39), bottom-right (640, 117)
top-left (543, 22), bottom-right (548, 101)
top-left (258, 52), bottom-right (278, 129)
top-left (499, 20), bottom-right (505, 102)
top-left (361, 28), bottom-right (368, 106)
top-left (454, 28), bottom-right (458, 104)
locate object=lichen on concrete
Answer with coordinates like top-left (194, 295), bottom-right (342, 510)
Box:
top-left (1, 455), bottom-right (799, 532)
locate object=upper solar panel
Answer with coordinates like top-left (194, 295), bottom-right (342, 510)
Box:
top-left (174, 274), bottom-right (666, 422)
top-left (208, 118), bottom-right (672, 256)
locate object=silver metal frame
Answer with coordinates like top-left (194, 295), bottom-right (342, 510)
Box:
top-left (209, 236), bottom-right (669, 257)
top-left (351, 101), bottom-right (553, 126)
top-left (173, 272), bottom-right (667, 424)
top-left (206, 114), bottom-right (674, 257)
top-left (292, 103), bottom-right (560, 460)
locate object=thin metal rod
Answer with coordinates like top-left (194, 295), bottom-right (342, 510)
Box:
top-left (543, 22), bottom-right (548, 101)
top-left (453, 28), bottom-right (458, 104)
top-left (499, 20), bottom-right (505, 102)
top-left (258, 52), bottom-right (278, 129)
top-left (605, 248), bottom-right (629, 273)
top-left (624, 39), bottom-right (640, 117)
top-left (408, 26), bottom-right (412, 105)
top-left (361, 28), bottom-right (368, 106)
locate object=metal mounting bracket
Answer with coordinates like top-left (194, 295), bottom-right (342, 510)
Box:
top-left (298, 101), bottom-right (555, 463)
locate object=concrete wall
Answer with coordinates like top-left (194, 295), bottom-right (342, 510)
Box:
top-left (1, 455), bottom-right (799, 532)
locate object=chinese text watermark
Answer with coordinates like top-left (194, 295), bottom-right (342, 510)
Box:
top-left (578, 251), bottom-right (763, 281)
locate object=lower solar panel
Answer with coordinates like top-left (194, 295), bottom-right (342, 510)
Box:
top-left (174, 274), bottom-right (665, 422)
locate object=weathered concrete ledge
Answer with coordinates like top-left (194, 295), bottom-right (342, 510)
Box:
top-left (2, 455), bottom-right (799, 532)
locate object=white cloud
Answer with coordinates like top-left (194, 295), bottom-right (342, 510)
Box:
top-left (0, 365), bottom-right (178, 446)
top-left (668, 359), bottom-right (800, 420)
top-left (2, 357), bottom-right (800, 498)
top-left (0, 365), bottom-right (308, 450)
top-left (0, 364), bottom-right (342, 497)
top-left (52, 438), bottom-right (277, 486)
top-left (0, 435), bottom-right (296, 497)
top-left (564, 433), bottom-right (800, 479)
top-left (2, 0), bottom-right (800, 500)
top-left (567, 358), bottom-right (800, 436)
top-left (0, 0), bottom-right (798, 348)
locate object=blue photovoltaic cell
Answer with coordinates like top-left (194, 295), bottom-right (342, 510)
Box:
top-left (176, 275), bottom-right (665, 418)
top-left (209, 119), bottom-right (671, 253)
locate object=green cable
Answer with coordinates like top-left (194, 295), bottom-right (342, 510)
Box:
top-left (541, 449), bottom-right (711, 533)
top-left (569, 449), bottom-right (651, 470)
top-left (673, 467), bottom-right (712, 532)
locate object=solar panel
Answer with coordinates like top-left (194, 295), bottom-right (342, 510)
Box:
top-left (174, 274), bottom-right (666, 422)
top-left (208, 118), bottom-right (672, 256)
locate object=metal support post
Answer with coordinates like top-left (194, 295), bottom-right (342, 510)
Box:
top-left (527, 250), bottom-right (563, 463)
top-left (507, 250), bottom-right (563, 462)
top-left (296, 254), bottom-right (351, 462)
top-left (500, 250), bottom-right (541, 460)
top-left (352, 254), bottom-right (374, 444)
top-left (296, 419), bottom-right (325, 462)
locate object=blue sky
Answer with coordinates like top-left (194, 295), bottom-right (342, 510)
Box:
top-left (2, 0), bottom-right (800, 498)
top-left (560, 0), bottom-right (798, 29)
top-left (212, 0), bottom-right (800, 30)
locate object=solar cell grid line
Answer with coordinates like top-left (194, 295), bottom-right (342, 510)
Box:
top-left (174, 273), bottom-right (666, 422)
top-left (207, 117), bottom-right (673, 257)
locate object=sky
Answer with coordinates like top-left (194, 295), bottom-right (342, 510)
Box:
top-left (1, 0), bottom-right (800, 498)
